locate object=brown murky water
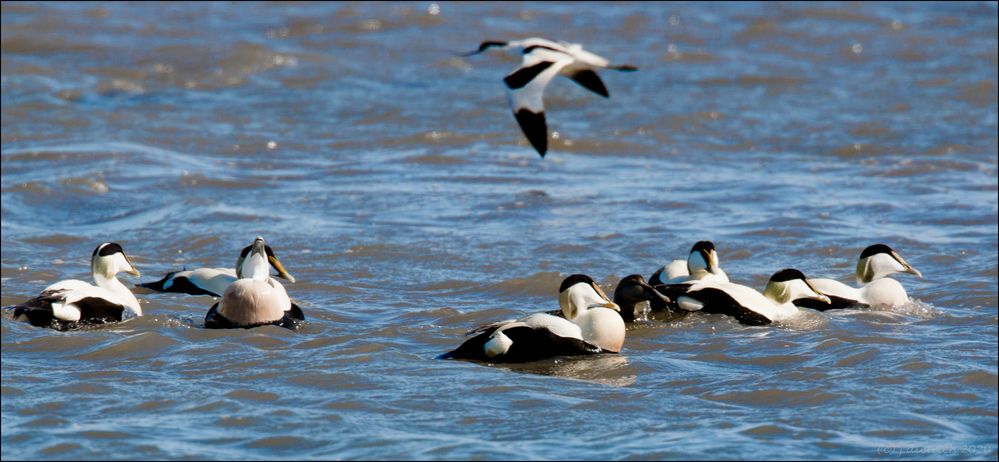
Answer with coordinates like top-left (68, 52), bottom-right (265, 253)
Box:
top-left (2, 2), bottom-right (997, 459)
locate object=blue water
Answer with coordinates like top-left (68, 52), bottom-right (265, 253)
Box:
top-left (2, 1), bottom-right (997, 460)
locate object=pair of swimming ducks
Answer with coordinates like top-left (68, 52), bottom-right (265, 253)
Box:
top-left (11, 239), bottom-right (921, 365)
top-left (12, 237), bottom-right (302, 331)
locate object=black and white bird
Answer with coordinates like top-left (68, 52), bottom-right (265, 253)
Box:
top-left (12, 243), bottom-right (142, 329)
top-left (649, 241), bottom-right (730, 286)
top-left (647, 241), bottom-right (728, 313)
top-left (794, 244), bottom-right (922, 310)
top-left (463, 37), bottom-right (637, 157)
top-left (204, 237), bottom-right (304, 329)
top-left (657, 269), bottom-right (830, 326)
top-left (439, 274), bottom-right (626, 363)
top-left (138, 243), bottom-right (295, 297)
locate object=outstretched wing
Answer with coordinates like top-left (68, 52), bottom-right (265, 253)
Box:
top-left (503, 49), bottom-right (573, 157)
top-left (567, 69), bottom-right (609, 98)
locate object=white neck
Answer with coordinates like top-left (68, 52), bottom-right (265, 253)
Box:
top-left (764, 279), bottom-right (820, 305)
top-left (856, 253), bottom-right (906, 284)
top-left (687, 251), bottom-right (709, 274)
top-left (241, 253), bottom-right (271, 281)
top-left (763, 282), bottom-right (793, 304)
top-left (561, 284), bottom-right (611, 321)
top-left (94, 272), bottom-right (141, 315)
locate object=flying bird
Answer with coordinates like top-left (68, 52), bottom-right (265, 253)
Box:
top-left (463, 38), bottom-right (637, 157)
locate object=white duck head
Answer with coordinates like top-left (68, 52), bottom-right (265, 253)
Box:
top-left (558, 274), bottom-right (619, 320)
top-left (687, 240), bottom-right (726, 279)
top-left (855, 244), bottom-right (922, 284)
top-left (557, 274), bottom-right (625, 353)
top-left (91, 242), bottom-right (140, 280)
top-left (763, 268), bottom-right (831, 305)
top-left (235, 236), bottom-right (295, 282)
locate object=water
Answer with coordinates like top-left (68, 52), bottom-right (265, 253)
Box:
top-left (2, 1), bottom-right (997, 459)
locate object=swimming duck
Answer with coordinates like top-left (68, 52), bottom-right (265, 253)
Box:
top-left (12, 243), bottom-right (141, 329)
top-left (204, 237), bottom-right (303, 329)
top-left (794, 244), bottom-right (922, 310)
top-left (649, 241), bottom-right (729, 286)
top-left (648, 241), bottom-right (728, 313)
top-left (439, 274), bottom-right (625, 362)
top-left (612, 274), bottom-right (671, 322)
top-left (657, 269), bottom-right (830, 326)
top-left (462, 37), bottom-right (637, 157)
top-left (138, 243), bottom-right (295, 296)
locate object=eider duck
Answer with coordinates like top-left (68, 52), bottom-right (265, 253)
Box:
top-left (440, 274), bottom-right (625, 363)
top-left (204, 237), bottom-right (303, 329)
top-left (648, 241), bottom-right (728, 313)
top-left (657, 269), bottom-right (830, 326)
top-left (794, 244), bottom-right (922, 310)
top-left (612, 274), bottom-right (671, 322)
top-left (462, 37), bottom-right (637, 157)
top-left (12, 243), bottom-right (142, 329)
top-left (138, 242), bottom-right (295, 296)
top-left (649, 240), bottom-right (729, 286)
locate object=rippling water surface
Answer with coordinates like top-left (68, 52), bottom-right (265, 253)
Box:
top-left (2, 1), bottom-right (997, 460)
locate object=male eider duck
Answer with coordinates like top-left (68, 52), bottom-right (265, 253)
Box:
top-left (462, 37), bottom-right (637, 157)
top-left (794, 244), bottom-right (922, 310)
top-left (649, 241), bottom-right (729, 286)
top-left (440, 274), bottom-right (626, 363)
top-left (138, 243), bottom-right (295, 296)
top-left (204, 237), bottom-right (304, 329)
top-left (658, 269), bottom-right (830, 326)
top-left (648, 241), bottom-right (728, 313)
top-left (12, 243), bottom-right (141, 329)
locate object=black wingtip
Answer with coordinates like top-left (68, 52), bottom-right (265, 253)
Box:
top-left (567, 69), bottom-right (610, 98)
top-left (512, 109), bottom-right (548, 157)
